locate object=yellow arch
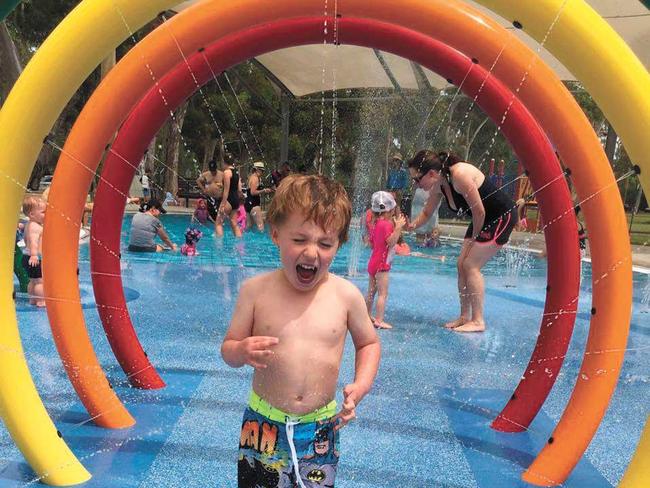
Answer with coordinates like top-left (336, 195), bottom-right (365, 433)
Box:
top-left (0, 1), bottom-right (170, 484)
top-left (482, 0), bottom-right (650, 198)
top-left (619, 417), bottom-right (650, 487)
top-left (0, 0), bottom-right (644, 485)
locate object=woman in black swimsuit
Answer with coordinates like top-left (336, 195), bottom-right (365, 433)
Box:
top-left (218, 153), bottom-right (244, 238)
top-left (245, 161), bottom-right (274, 231)
top-left (408, 150), bottom-right (517, 333)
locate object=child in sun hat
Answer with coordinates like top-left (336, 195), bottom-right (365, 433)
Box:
top-left (365, 191), bottom-right (406, 329)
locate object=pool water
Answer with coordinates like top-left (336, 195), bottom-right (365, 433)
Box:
top-left (2, 214), bottom-right (648, 487)
top-left (83, 214), bottom-right (550, 279)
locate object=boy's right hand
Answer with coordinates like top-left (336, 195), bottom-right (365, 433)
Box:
top-left (394, 215), bottom-right (407, 229)
top-left (239, 336), bottom-right (279, 369)
top-left (28, 255), bottom-right (39, 267)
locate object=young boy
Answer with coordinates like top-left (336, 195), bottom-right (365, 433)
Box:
top-left (22, 196), bottom-right (47, 307)
top-left (222, 174), bottom-right (381, 488)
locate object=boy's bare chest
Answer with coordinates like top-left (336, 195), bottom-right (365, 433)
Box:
top-left (253, 293), bottom-right (347, 343)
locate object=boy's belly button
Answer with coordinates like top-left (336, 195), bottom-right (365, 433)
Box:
top-left (295, 395), bottom-right (303, 402)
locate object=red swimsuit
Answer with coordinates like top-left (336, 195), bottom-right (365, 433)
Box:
top-left (367, 218), bottom-right (395, 276)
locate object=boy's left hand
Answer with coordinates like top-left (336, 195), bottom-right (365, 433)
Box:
top-left (334, 383), bottom-right (361, 430)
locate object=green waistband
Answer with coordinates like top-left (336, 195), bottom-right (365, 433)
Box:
top-left (248, 391), bottom-right (336, 424)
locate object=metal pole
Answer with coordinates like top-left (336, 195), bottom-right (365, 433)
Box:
top-left (604, 121), bottom-right (617, 165)
top-left (629, 182), bottom-right (643, 235)
top-left (280, 94), bottom-right (289, 164)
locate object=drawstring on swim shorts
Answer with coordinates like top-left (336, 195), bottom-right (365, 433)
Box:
top-left (285, 417), bottom-right (308, 488)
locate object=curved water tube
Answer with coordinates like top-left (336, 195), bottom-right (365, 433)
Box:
top-left (0, 0), bottom-right (646, 485)
top-left (619, 417), bottom-right (650, 487)
top-left (90, 17), bottom-right (580, 438)
top-left (43, 1), bottom-right (629, 485)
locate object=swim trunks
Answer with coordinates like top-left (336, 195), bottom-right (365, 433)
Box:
top-left (127, 244), bottom-right (157, 253)
top-left (238, 391), bottom-right (339, 488)
top-left (21, 254), bottom-right (42, 279)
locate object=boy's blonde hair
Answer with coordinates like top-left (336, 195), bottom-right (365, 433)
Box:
top-left (267, 174), bottom-right (352, 244)
top-left (22, 196), bottom-right (45, 216)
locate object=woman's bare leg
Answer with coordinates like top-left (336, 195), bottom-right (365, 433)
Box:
top-left (251, 207), bottom-right (265, 232)
top-left (454, 241), bottom-right (500, 332)
top-left (444, 239), bottom-right (473, 328)
top-left (215, 201), bottom-right (232, 237)
top-left (214, 214), bottom-right (225, 237)
top-left (229, 209), bottom-right (242, 238)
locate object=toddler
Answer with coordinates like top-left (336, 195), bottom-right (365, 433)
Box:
top-left (181, 227), bottom-right (203, 256)
top-left (192, 198), bottom-right (210, 225)
top-left (21, 196), bottom-right (47, 307)
top-left (365, 191), bottom-right (405, 329)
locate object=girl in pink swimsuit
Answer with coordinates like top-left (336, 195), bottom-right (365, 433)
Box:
top-left (365, 191), bottom-right (406, 329)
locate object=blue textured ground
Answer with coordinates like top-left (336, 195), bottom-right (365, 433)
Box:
top-left (2, 216), bottom-right (649, 487)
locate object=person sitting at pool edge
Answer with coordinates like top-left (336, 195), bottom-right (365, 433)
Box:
top-left (128, 198), bottom-right (177, 253)
top-left (407, 150), bottom-right (517, 333)
top-left (221, 174), bottom-right (381, 488)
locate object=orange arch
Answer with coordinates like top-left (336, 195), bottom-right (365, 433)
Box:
top-left (42, 0), bottom-right (630, 484)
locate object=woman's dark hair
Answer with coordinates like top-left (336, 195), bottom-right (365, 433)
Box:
top-left (408, 150), bottom-right (463, 177)
top-left (223, 152), bottom-right (236, 166)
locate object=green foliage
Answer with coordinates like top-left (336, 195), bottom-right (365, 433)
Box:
top-left (5, 0), bottom-right (79, 49)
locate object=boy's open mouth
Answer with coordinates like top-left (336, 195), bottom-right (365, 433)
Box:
top-left (296, 264), bottom-right (318, 284)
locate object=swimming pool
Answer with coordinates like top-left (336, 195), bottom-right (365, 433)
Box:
top-left (84, 214), bottom-right (550, 278)
top-left (3, 214), bottom-right (649, 487)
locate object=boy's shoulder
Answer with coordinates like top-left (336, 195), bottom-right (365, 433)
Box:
top-left (325, 272), bottom-right (362, 303)
top-left (25, 220), bottom-right (43, 230)
top-left (241, 270), bottom-right (281, 292)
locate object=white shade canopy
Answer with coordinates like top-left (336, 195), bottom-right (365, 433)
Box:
top-left (172, 0), bottom-right (649, 96)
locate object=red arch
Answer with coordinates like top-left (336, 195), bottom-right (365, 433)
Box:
top-left (90, 17), bottom-right (579, 430)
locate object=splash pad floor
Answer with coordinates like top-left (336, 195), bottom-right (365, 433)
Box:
top-left (2, 228), bottom-right (648, 487)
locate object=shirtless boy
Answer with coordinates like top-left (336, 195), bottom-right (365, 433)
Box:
top-left (22, 196), bottom-right (47, 307)
top-left (196, 159), bottom-right (224, 233)
top-left (221, 174), bottom-right (381, 488)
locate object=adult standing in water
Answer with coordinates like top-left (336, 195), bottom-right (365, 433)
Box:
top-left (244, 161), bottom-right (274, 231)
top-left (196, 159), bottom-right (223, 233)
top-left (219, 152), bottom-right (243, 238)
top-left (271, 160), bottom-right (292, 187)
top-left (407, 150), bottom-right (517, 332)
